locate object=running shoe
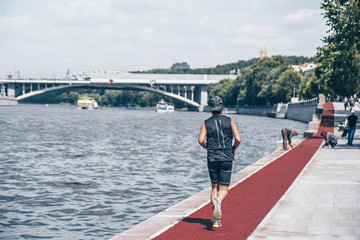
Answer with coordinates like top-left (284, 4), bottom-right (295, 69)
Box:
top-left (213, 197), bottom-right (222, 220)
top-left (213, 220), bottom-right (222, 228)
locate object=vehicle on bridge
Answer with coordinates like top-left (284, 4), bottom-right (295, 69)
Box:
top-left (156, 99), bottom-right (174, 113)
top-left (77, 96), bottom-right (98, 110)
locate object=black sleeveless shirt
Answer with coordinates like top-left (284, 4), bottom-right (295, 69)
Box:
top-left (205, 115), bottom-right (234, 162)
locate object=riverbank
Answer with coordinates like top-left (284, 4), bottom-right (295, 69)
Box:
top-left (111, 139), bottom-right (305, 240)
top-left (110, 102), bottom-right (359, 239)
top-left (236, 94), bottom-right (325, 123)
top-left (110, 102), bottom-right (325, 239)
top-left (237, 94), bottom-right (326, 138)
top-left (249, 102), bottom-right (360, 239)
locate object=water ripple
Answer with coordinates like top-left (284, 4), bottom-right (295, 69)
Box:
top-left (0, 104), bottom-right (308, 239)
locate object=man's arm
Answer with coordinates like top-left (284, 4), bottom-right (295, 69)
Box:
top-left (198, 122), bottom-right (207, 149)
top-left (324, 134), bottom-right (330, 145)
top-left (231, 119), bottom-right (242, 156)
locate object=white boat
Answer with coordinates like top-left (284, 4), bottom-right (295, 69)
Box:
top-left (127, 103), bottom-right (136, 110)
top-left (77, 96), bottom-right (98, 109)
top-left (156, 99), bottom-right (174, 113)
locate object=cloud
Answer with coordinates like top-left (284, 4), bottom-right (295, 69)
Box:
top-left (283, 9), bottom-right (320, 24)
top-left (0, 0), bottom-right (327, 76)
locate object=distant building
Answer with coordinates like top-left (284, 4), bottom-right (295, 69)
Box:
top-left (260, 46), bottom-right (268, 59)
top-left (292, 61), bottom-right (317, 76)
top-left (230, 68), bottom-right (241, 75)
top-left (7, 70), bottom-right (13, 79)
top-left (170, 62), bottom-right (190, 70)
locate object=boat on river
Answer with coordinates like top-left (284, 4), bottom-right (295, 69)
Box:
top-left (127, 103), bottom-right (137, 110)
top-left (77, 96), bottom-right (98, 109)
top-left (156, 99), bottom-right (174, 113)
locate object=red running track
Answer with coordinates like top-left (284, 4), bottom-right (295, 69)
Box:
top-left (154, 103), bottom-right (334, 240)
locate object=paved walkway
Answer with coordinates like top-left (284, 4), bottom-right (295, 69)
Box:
top-left (249, 102), bottom-right (360, 240)
top-left (111, 102), bottom-right (359, 240)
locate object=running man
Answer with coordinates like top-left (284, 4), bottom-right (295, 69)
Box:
top-left (198, 96), bottom-right (241, 228)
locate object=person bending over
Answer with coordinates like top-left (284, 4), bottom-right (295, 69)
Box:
top-left (281, 128), bottom-right (299, 150)
top-left (321, 131), bottom-right (338, 148)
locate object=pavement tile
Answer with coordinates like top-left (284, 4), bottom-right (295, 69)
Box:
top-left (249, 103), bottom-right (360, 240)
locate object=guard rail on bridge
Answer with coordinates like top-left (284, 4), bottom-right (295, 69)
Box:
top-left (0, 72), bottom-right (237, 111)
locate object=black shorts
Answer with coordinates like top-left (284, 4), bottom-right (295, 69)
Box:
top-left (207, 160), bottom-right (233, 186)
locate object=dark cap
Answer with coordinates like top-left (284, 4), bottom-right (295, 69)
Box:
top-left (209, 96), bottom-right (223, 112)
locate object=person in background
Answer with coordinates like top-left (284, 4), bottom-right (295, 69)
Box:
top-left (321, 131), bottom-right (338, 148)
top-left (343, 96), bottom-right (348, 111)
top-left (198, 96), bottom-right (241, 228)
top-left (345, 109), bottom-right (358, 146)
top-left (338, 121), bottom-right (345, 131)
top-left (338, 121), bottom-right (348, 138)
top-left (349, 95), bottom-right (355, 110)
top-left (281, 128), bottom-right (299, 150)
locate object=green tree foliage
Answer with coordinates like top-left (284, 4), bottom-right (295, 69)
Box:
top-left (272, 70), bottom-right (305, 103)
top-left (133, 57), bottom-right (315, 75)
top-left (170, 62), bottom-right (190, 69)
top-left (300, 72), bottom-right (322, 99)
top-left (208, 56), bottom-right (311, 106)
top-left (236, 56), bottom-right (296, 105)
top-left (316, 0), bottom-right (360, 97)
top-left (208, 79), bottom-right (238, 106)
top-left (133, 58), bottom-right (260, 75)
top-left (284, 56), bottom-right (317, 65)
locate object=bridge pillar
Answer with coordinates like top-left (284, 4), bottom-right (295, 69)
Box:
top-left (194, 85), bottom-right (208, 112)
top-left (0, 84), bottom-right (5, 96)
top-left (191, 86), bottom-right (194, 101)
top-left (0, 83), bottom-right (18, 106)
top-left (7, 83), bottom-right (15, 97)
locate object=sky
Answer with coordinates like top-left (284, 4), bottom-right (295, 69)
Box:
top-left (0, 0), bottom-right (328, 78)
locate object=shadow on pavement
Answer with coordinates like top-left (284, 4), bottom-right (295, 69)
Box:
top-left (181, 217), bottom-right (215, 231)
top-left (332, 144), bottom-right (360, 149)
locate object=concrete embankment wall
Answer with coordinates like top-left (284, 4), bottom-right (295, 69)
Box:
top-left (237, 103), bottom-right (319, 122)
top-left (286, 100), bottom-right (318, 123)
top-left (236, 95), bottom-right (326, 137)
top-left (237, 105), bottom-right (276, 117)
top-left (237, 103), bottom-right (317, 123)
top-left (237, 95), bottom-right (325, 123)
top-left (0, 97), bottom-right (18, 106)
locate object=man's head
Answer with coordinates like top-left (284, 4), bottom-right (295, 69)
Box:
top-left (209, 96), bottom-right (223, 114)
top-left (294, 130), bottom-right (299, 136)
top-left (321, 131), bottom-right (327, 137)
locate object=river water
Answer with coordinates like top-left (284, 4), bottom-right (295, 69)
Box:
top-left (0, 104), bottom-right (307, 239)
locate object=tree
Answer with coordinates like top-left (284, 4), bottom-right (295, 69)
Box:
top-left (299, 72), bottom-right (321, 99)
top-left (316, 0), bottom-right (360, 97)
top-left (257, 65), bottom-right (290, 104)
top-left (170, 62), bottom-right (190, 69)
top-left (237, 56), bottom-right (291, 105)
top-left (208, 78), bottom-right (237, 106)
top-left (272, 70), bottom-right (304, 103)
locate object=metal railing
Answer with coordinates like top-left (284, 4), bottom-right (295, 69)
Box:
top-left (288, 97), bottom-right (318, 106)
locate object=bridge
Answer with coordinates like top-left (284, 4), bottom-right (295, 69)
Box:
top-left (0, 71), bottom-right (237, 111)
